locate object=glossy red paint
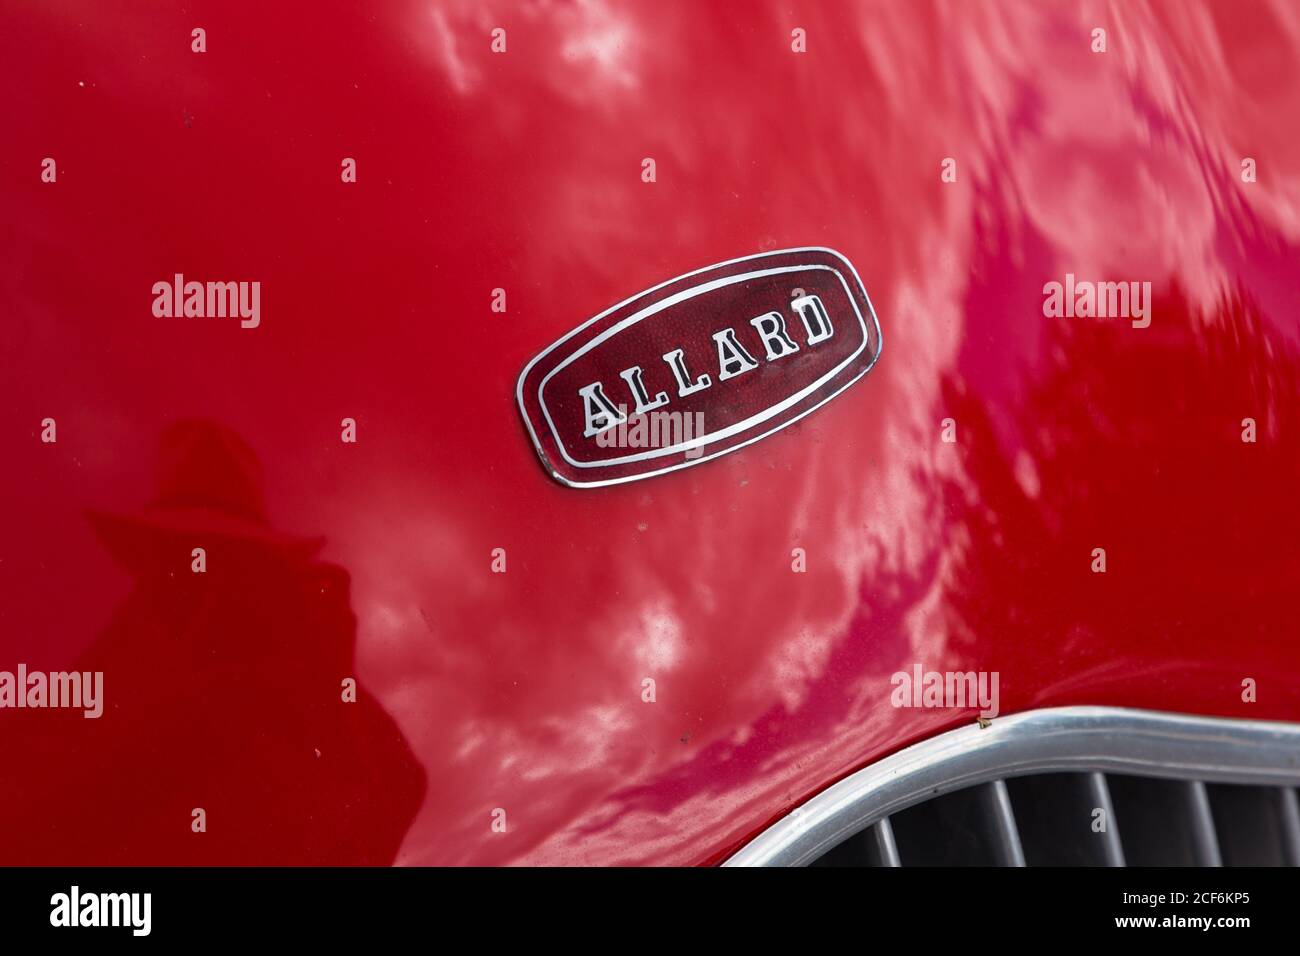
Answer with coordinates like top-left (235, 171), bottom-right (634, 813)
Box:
top-left (1, 1), bottom-right (1298, 866)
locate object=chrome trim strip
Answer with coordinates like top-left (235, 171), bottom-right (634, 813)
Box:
top-left (724, 706), bottom-right (1300, 867)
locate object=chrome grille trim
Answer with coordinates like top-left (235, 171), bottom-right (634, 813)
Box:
top-left (724, 707), bottom-right (1300, 867)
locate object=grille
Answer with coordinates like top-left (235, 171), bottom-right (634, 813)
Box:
top-left (809, 774), bottom-right (1300, 866)
top-left (724, 707), bottom-right (1300, 867)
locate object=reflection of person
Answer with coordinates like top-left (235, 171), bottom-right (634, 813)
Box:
top-left (0, 420), bottom-right (425, 864)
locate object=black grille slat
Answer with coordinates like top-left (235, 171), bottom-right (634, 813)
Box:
top-left (986, 780), bottom-right (1026, 867)
top-left (889, 785), bottom-right (1005, 865)
top-left (1103, 775), bottom-right (1221, 866)
top-left (869, 818), bottom-right (901, 867)
top-left (1090, 773), bottom-right (1126, 867)
top-left (1205, 783), bottom-right (1297, 866)
top-left (1185, 781), bottom-right (1223, 866)
top-left (1002, 772), bottom-right (1123, 866)
top-left (1281, 789), bottom-right (1300, 866)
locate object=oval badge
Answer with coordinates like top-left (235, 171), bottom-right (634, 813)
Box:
top-left (517, 247), bottom-right (883, 487)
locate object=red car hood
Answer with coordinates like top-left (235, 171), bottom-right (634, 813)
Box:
top-left (2, 0), bottom-right (1299, 865)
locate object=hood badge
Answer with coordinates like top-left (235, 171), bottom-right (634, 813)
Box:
top-left (517, 247), bottom-right (882, 487)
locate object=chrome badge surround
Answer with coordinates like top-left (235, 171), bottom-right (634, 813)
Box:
top-left (516, 247), bottom-right (883, 488)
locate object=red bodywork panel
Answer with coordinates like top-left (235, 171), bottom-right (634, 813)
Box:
top-left (1, 1), bottom-right (1298, 865)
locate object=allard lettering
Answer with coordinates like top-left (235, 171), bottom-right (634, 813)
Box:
top-left (580, 294), bottom-right (833, 438)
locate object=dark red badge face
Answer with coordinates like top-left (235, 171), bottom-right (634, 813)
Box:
top-left (517, 248), bottom-right (883, 487)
